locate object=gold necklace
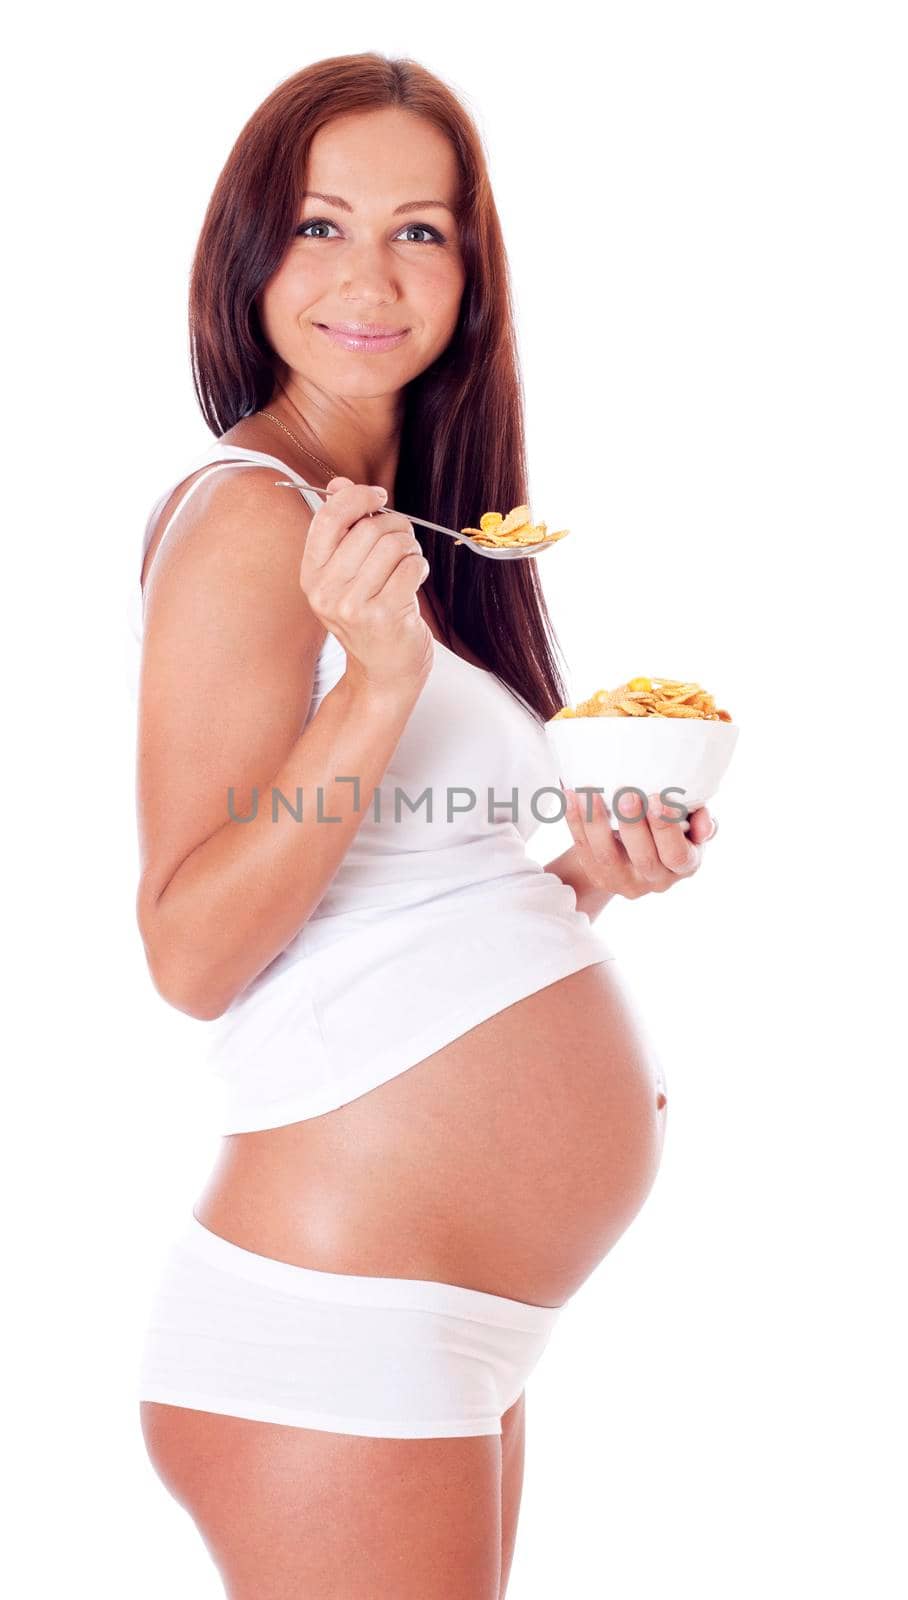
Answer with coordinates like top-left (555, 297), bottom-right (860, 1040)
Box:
top-left (258, 409), bottom-right (341, 482)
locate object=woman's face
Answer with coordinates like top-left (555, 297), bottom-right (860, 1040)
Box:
top-left (259, 108), bottom-right (467, 398)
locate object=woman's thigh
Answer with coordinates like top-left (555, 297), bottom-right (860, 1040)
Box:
top-left (499, 1391), bottom-right (526, 1598)
top-left (140, 1400), bottom-right (503, 1599)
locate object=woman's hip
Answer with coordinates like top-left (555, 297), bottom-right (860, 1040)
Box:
top-left (135, 1212), bottom-right (562, 1441)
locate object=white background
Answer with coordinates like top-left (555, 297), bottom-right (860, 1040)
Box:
top-left (5, 2), bottom-right (905, 1595)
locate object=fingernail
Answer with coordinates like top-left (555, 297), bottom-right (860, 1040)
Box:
top-left (371, 485), bottom-right (387, 500)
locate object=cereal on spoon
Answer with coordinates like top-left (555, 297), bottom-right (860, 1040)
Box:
top-left (455, 505), bottom-right (570, 549)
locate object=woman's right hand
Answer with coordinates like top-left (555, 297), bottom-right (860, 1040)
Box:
top-left (300, 477), bottom-right (435, 694)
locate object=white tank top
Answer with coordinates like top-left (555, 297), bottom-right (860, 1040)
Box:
top-left (125, 442), bottom-right (615, 1133)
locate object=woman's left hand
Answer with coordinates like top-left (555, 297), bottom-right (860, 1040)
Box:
top-left (563, 788), bottom-right (719, 899)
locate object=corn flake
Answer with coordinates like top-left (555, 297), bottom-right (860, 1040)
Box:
top-left (458, 504), bottom-right (570, 549)
top-left (552, 675), bottom-right (733, 722)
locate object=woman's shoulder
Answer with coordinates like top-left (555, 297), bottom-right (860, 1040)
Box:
top-left (140, 440), bottom-right (319, 604)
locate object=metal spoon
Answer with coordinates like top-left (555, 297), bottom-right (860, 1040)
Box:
top-left (274, 480), bottom-right (564, 561)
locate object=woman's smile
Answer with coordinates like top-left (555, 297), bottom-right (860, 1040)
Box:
top-left (314, 321), bottom-right (411, 353)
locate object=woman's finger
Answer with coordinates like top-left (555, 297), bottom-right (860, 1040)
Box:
top-left (565, 788), bottom-right (627, 888)
top-left (647, 794), bottom-right (700, 876)
top-left (686, 805), bottom-right (717, 847)
top-left (612, 790), bottom-right (666, 881)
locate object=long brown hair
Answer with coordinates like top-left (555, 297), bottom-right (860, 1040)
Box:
top-left (188, 52), bottom-right (570, 722)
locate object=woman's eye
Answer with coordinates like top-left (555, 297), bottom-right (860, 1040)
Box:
top-left (295, 219), bottom-right (445, 244)
top-left (398, 224), bottom-right (445, 244)
top-left (296, 219), bottom-right (338, 240)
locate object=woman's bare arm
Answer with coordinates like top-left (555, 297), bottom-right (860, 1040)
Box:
top-left (136, 469), bottom-right (426, 1020)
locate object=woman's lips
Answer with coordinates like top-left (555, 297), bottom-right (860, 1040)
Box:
top-left (315, 323), bottom-right (410, 352)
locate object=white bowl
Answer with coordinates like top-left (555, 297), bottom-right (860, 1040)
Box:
top-left (544, 715), bottom-right (739, 830)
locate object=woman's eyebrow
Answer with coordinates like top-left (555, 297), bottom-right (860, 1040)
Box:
top-left (300, 191), bottom-right (454, 215)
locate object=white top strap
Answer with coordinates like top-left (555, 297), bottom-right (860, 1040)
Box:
top-left (140, 446), bottom-right (324, 587)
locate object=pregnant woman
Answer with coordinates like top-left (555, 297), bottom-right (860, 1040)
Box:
top-left (132, 57), bottom-right (717, 1600)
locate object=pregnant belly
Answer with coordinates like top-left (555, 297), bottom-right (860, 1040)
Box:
top-left (193, 961), bottom-right (669, 1308)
